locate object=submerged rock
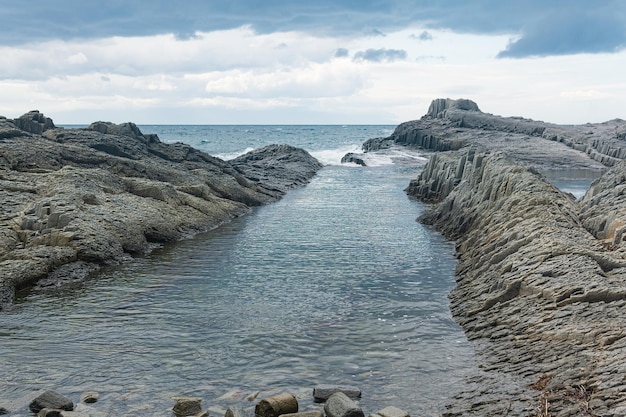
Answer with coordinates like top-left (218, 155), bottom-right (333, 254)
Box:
top-left (29, 390), bottom-right (73, 414)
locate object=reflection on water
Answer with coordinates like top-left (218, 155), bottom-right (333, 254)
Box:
top-left (541, 168), bottom-right (605, 199)
top-left (0, 165), bottom-right (475, 417)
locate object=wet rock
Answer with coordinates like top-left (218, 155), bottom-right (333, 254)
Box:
top-left (312, 385), bottom-right (361, 402)
top-left (323, 392), bottom-right (364, 417)
top-left (369, 406), bottom-right (410, 417)
top-left (38, 409), bottom-right (62, 417)
top-left (341, 153), bottom-right (366, 166)
top-left (281, 411), bottom-right (324, 417)
top-left (255, 393), bottom-right (298, 417)
top-left (0, 407), bottom-right (8, 415)
top-left (225, 405), bottom-right (252, 417)
top-left (29, 390), bottom-right (73, 413)
top-left (0, 116), bottom-right (322, 306)
top-left (79, 392), bottom-right (99, 404)
top-left (172, 396), bottom-right (203, 417)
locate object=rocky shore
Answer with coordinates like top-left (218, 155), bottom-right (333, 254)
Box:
top-left (366, 99), bottom-right (626, 416)
top-left (0, 111), bottom-right (322, 307)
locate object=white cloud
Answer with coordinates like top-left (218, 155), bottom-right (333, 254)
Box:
top-left (1, 25), bottom-right (626, 125)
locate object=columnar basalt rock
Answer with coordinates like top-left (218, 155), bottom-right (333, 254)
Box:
top-left (407, 148), bottom-right (626, 416)
top-left (0, 113), bottom-right (323, 307)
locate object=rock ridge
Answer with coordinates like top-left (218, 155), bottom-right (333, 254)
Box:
top-left (0, 111), bottom-right (323, 307)
top-left (399, 99), bottom-right (626, 415)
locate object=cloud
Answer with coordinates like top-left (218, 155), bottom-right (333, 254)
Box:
top-left (1, 1), bottom-right (625, 58)
top-left (411, 31), bottom-right (433, 41)
top-left (335, 48), bottom-right (349, 58)
top-left (353, 48), bottom-right (407, 62)
top-left (497, 9), bottom-right (626, 58)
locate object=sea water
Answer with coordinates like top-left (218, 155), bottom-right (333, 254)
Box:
top-left (0, 126), bottom-right (476, 416)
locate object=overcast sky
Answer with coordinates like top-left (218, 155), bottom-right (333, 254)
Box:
top-left (1, 0), bottom-right (626, 124)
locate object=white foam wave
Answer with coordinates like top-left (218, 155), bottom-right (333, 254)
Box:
top-left (214, 147), bottom-right (256, 161)
top-left (354, 147), bottom-right (429, 167)
top-left (309, 145), bottom-right (362, 166)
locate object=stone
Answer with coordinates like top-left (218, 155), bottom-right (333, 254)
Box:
top-left (255, 393), bottom-right (298, 417)
top-left (225, 405), bottom-right (250, 417)
top-left (38, 409), bottom-right (62, 417)
top-left (312, 385), bottom-right (361, 402)
top-left (323, 392), bottom-right (364, 417)
top-left (0, 407), bottom-right (7, 415)
top-left (340, 153), bottom-right (366, 166)
top-left (281, 411), bottom-right (324, 417)
top-left (0, 117), bottom-right (323, 306)
top-left (29, 391), bottom-right (74, 413)
top-left (375, 406), bottom-right (409, 417)
top-left (79, 391), bottom-right (99, 404)
top-left (172, 396), bottom-right (203, 416)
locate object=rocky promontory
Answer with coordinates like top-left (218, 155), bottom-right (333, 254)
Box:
top-left (382, 99), bottom-right (626, 416)
top-left (0, 111), bottom-right (323, 307)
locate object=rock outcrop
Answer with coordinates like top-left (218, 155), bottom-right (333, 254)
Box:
top-left (399, 99), bottom-right (626, 416)
top-left (0, 112), bottom-right (322, 307)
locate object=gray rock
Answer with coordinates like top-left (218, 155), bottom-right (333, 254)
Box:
top-left (172, 396), bottom-right (203, 416)
top-left (13, 110), bottom-right (55, 134)
top-left (312, 385), bottom-right (361, 402)
top-left (323, 393), bottom-right (363, 417)
top-left (0, 116), bottom-right (323, 307)
top-left (225, 405), bottom-right (251, 417)
top-left (340, 153), bottom-right (366, 166)
top-left (38, 409), bottom-right (62, 417)
top-left (281, 411), bottom-right (323, 417)
top-left (79, 391), bottom-right (99, 404)
top-left (29, 390), bottom-right (73, 413)
top-left (255, 393), bottom-right (298, 417)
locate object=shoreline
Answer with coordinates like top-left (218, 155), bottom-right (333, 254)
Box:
top-left (0, 112), bottom-right (323, 308)
top-left (379, 99), bottom-right (626, 416)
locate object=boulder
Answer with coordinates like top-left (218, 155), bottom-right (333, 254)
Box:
top-left (13, 110), bottom-right (55, 134)
top-left (29, 391), bottom-right (73, 413)
top-left (79, 391), bottom-right (99, 404)
top-left (172, 396), bottom-right (203, 417)
top-left (323, 392), bottom-right (364, 417)
top-left (281, 411), bottom-right (324, 417)
top-left (369, 406), bottom-right (410, 417)
top-left (312, 385), bottom-right (361, 402)
top-left (340, 153), bottom-right (366, 166)
top-left (255, 393), bottom-right (298, 417)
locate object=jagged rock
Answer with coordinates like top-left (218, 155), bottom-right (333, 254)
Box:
top-left (340, 153), bottom-right (366, 166)
top-left (29, 390), bottom-right (73, 413)
top-left (255, 393), bottom-right (298, 417)
top-left (425, 98), bottom-right (481, 118)
top-left (0, 118), bottom-right (322, 307)
top-left (312, 385), bottom-right (361, 402)
top-left (172, 396), bottom-right (203, 416)
top-left (323, 392), bottom-right (364, 417)
top-left (407, 147), bottom-right (626, 415)
top-left (13, 110), bottom-right (55, 134)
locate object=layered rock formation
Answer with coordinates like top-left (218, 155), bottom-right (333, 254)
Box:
top-left (397, 100), bottom-right (626, 416)
top-left (0, 111), bottom-right (323, 307)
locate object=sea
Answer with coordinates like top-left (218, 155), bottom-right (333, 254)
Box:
top-left (0, 125), bottom-right (593, 416)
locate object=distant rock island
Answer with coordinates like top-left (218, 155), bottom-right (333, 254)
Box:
top-left (0, 111), bottom-right (322, 306)
top-left (356, 99), bottom-right (626, 416)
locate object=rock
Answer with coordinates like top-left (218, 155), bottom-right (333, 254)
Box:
top-left (0, 407), bottom-right (7, 415)
top-left (0, 118), bottom-right (323, 306)
top-left (38, 409), bottom-right (62, 417)
top-left (225, 405), bottom-right (251, 417)
top-left (245, 391), bottom-right (260, 402)
top-left (29, 390), bottom-right (74, 413)
top-left (172, 396), bottom-right (203, 417)
top-left (425, 98), bottom-right (481, 118)
top-left (281, 411), bottom-right (324, 417)
top-left (340, 153), bottom-right (366, 166)
top-left (13, 110), bottom-right (55, 134)
top-left (323, 392), bottom-right (364, 417)
top-left (255, 393), bottom-right (298, 417)
top-left (312, 385), bottom-right (361, 402)
top-left (369, 406), bottom-right (409, 417)
top-left (79, 392), bottom-right (99, 404)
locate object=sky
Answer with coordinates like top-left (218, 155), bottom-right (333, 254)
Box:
top-left (1, 1), bottom-right (626, 125)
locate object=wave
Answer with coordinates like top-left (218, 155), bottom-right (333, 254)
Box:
top-left (214, 147), bottom-right (257, 161)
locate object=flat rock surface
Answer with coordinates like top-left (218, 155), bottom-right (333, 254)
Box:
top-left (0, 112), bottom-right (322, 307)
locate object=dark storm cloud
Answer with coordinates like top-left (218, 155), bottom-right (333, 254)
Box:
top-left (497, 9), bottom-right (626, 58)
top-left (353, 48), bottom-right (407, 62)
top-left (1, 0), bottom-right (625, 57)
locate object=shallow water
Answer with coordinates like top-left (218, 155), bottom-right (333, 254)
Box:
top-left (0, 126), bottom-right (476, 416)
